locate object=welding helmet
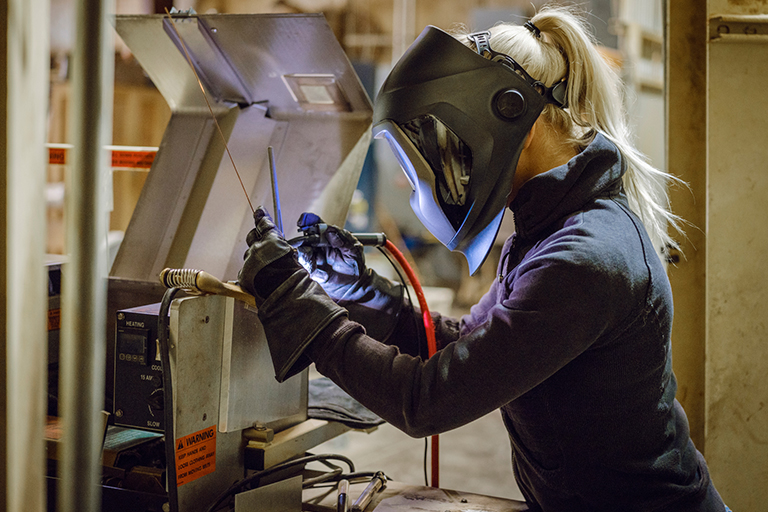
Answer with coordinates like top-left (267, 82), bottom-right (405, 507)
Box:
top-left (373, 26), bottom-right (566, 274)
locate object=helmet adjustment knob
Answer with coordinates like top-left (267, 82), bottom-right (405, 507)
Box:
top-left (495, 89), bottom-right (526, 120)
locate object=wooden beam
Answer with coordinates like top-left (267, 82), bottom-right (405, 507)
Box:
top-left (665, 0), bottom-right (707, 450)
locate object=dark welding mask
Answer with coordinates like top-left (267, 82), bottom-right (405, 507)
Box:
top-left (373, 26), bottom-right (566, 274)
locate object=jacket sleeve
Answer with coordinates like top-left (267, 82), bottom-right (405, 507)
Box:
top-left (380, 296), bottom-right (462, 359)
top-left (459, 272), bottom-right (504, 334)
top-left (306, 234), bottom-right (641, 438)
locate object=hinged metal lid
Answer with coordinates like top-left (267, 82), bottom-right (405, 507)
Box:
top-left (111, 13), bottom-right (372, 282)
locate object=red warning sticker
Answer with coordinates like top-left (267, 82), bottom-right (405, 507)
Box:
top-left (175, 426), bottom-right (216, 487)
top-left (46, 147), bottom-right (157, 169)
top-left (47, 308), bottom-right (61, 331)
top-left (48, 147), bottom-right (67, 165)
top-left (110, 150), bottom-right (156, 169)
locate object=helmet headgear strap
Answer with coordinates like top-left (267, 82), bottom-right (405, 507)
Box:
top-left (466, 30), bottom-right (568, 109)
top-left (467, 31), bottom-right (492, 57)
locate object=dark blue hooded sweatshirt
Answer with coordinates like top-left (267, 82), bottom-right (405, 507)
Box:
top-left (307, 133), bottom-right (725, 512)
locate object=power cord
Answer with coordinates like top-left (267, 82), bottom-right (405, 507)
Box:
top-left (375, 244), bottom-right (436, 486)
top-left (374, 246), bottom-right (421, 343)
top-left (158, 287), bottom-right (182, 512)
top-left (205, 453), bottom-right (356, 512)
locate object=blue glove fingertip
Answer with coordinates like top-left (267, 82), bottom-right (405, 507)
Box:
top-left (297, 212), bottom-right (323, 228)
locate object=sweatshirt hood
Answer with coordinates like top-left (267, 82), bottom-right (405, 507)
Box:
top-left (510, 132), bottom-right (624, 239)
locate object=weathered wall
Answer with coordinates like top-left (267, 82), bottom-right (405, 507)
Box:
top-left (705, 2), bottom-right (768, 509)
top-left (669, 1), bottom-right (768, 510)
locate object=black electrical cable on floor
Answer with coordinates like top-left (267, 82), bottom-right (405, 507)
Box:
top-left (205, 453), bottom-right (356, 512)
top-left (159, 287), bottom-right (182, 512)
top-left (377, 245), bottom-right (432, 485)
top-left (299, 458), bottom-right (344, 489)
top-left (303, 471), bottom-right (383, 490)
top-left (301, 466), bottom-right (343, 489)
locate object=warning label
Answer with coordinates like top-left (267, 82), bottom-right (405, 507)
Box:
top-left (47, 147), bottom-right (157, 169)
top-left (48, 308), bottom-right (61, 331)
top-left (175, 426), bottom-right (216, 487)
top-left (111, 150), bottom-right (156, 169)
top-left (48, 147), bottom-right (67, 165)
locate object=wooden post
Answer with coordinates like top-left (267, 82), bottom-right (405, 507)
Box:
top-left (665, 0), bottom-right (708, 450)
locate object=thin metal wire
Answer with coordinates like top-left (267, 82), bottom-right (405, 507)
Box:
top-left (163, 8), bottom-right (255, 214)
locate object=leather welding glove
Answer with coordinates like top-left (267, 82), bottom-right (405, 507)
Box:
top-left (296, 213), bottom-right (405, 342)
top-left (238, 206), bottom-right (347, 382)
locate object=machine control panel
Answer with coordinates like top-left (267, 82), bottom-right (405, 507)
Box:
top-left (117, 328), bottom-right (149, 365)
top-left (114, 303), bottom-right (166, 433)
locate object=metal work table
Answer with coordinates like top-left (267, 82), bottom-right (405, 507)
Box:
top-left (303, 481), bottom-right (529, 512)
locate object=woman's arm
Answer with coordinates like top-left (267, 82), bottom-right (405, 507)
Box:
top-left (305, 237), bottom-right (634, 438)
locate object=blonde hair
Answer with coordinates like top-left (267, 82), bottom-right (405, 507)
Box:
top-left (458, 5), bottom-right (680, 254)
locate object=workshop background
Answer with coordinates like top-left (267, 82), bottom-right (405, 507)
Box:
top-left (2, 0), bottom-right (767, 511)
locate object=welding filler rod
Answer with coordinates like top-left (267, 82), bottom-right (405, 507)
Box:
top-left (267, 145), bottom-right (284, 234)
top-left (351, 471), bottom-right (387, 512)
top-left (160, 268), bottom-right (256, 308)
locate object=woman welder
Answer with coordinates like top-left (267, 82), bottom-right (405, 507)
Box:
top-left (237, 6), bottom-right (728, 512)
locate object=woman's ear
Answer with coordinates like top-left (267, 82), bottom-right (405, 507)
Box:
top-left (523, 120), bottom-right (537, 150)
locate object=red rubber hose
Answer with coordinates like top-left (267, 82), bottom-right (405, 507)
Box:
top-left (383, 240), bottom-right (439, 487)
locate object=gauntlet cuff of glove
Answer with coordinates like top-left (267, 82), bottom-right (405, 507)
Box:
top-left (258, 270), bottom-right (347, 382)
top-left (239, 244), bottom-right (293, 303)
top-left (334, 268), bottom-right (405, 342)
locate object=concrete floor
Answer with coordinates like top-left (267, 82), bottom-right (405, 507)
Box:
top-left (312, 405), bottom-right (524, 502)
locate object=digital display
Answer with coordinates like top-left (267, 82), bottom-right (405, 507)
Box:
top-left (120, 332), bottom-right (147, 355)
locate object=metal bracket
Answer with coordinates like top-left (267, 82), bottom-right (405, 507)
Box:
top-left (710, 15), bottom-right (768, 42)
top-left (169, 7), bottom-right (197, 16)
top-left (244, 419), bottom-right (354, 470)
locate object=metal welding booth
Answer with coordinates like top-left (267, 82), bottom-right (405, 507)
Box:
top-left (101, 11), bottom-right (370, 512)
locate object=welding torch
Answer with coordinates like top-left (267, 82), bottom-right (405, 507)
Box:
top-left (287, 214), bottom-right (387, 249)
top-left (159, 224), bottom-right (387, 305)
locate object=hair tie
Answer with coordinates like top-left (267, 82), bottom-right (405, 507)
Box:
top-left (524, 21), bottom-right (541, 39)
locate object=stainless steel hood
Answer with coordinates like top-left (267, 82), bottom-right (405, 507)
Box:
top-left (111, 13), bottom-right (372, 282)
